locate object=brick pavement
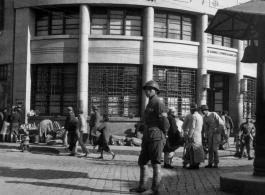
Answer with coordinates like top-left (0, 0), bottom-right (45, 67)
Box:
top-left (0, 148), bottom-right (253, 195)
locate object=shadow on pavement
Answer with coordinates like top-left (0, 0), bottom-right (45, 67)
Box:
top-left (0, 166), bottom-right (89, 180)
top-left (5, 181), bottom-right (131, 194)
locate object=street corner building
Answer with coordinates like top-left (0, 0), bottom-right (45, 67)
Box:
top-left (0, 0), bottom-right (256, 135)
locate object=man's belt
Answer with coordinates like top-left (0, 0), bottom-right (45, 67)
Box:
top-left (146, 126), bottom-right (159, 131)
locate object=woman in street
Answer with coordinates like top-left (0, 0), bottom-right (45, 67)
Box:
top-left (76, 109), bottom-right (89, 157)
top-left (96, 114), bottom-right (115, 159)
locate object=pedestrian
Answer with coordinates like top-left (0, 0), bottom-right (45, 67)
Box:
top-left (89, 105), bottom-right (100, 145)
top-left (20, 129), bottom-right (31, 152)
top-left (10, 107), bottom-right (21, 142)
top-left (38, 119), bottom-right (54, 143)
top-left (96, 114), bottom-right (115, 159)
top-left (76, 109), bottom-right (89, 157)
top-left (163, 107), bottom-right (182, 169)
top-left (182, 110), bottom-right (193, 168)
top-left (129, 80), bottom-right (169, 195)
top-left (65, 107), bottom-right (78, 156)
top-left (201, 104), bottom-right (225, 168)
top-left (182, 103), bottom-right (205, 169)
top-left (0, 108), bottom-right (3, 132)
top-left (238, 115), bottom-right (255, 160)
top-left (222, 110), bottom-right (234, 148)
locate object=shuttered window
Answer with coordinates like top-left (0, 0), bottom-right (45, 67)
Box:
top-left (35, 8), bottom-right (79, 36)
top-left (31, 64), bottom-right (78, 116)
top-left (154, 11), bottom-right (196, 41)
top-left (91, 7), bottom-right (142, 36)
top-left (88, 65), bottom-right (142, 117)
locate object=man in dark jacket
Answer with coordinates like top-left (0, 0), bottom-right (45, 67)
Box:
top-left (89, 105), bottom-right (100, 145)
top-left (222, 110), bottom-right (234, 148)
top-left (163, 106), bottom-right (182, 169)
top-left (130, 80), bottom-right (170, 195)
top-left (65, 107), bottom-right (78, 156)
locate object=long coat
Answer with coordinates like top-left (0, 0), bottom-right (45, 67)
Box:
top-left (188, 112), bottom-right (205, 163)
top-left (163, 114), bottom-right (181, 153)
top-left (97, 122), bottom-right (110, 146)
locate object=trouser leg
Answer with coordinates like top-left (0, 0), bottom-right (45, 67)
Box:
top-left (139, 165), bottom-right (149, 189)
top-left (246, 141), bottom-right (251, 157)
top-left (208, 137), bottom-right (213, 164)
top-left (164, 152), bottom-right (174, 165)
top-left (151, 164), bottom-right (162, 193)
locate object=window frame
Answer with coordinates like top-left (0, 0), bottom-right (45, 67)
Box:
top-left (90, 7), bottom-right (143, 36)
top-left (154, 10), bottom-right (196, 41)
top-left (35, 7), bottom-right (80, 36)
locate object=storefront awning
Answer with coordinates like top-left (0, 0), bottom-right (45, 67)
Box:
top-left (205, 1), bottom-right (265, 40)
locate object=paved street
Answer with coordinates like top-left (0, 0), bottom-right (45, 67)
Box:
top-left (0, 148), bottom-right (253, 195)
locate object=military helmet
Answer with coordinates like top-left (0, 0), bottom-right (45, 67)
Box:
top-left (142, 80), bottom-right (160, 93)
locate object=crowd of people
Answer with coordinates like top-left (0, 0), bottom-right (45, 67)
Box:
top-left (130, 80), bottom-right (256, 195)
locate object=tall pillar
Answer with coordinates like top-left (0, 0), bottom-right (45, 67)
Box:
top-left (196, 14), bottom-right (208, 106)
top-left (78, 5), bottom-right (89, 132)
top-left (13, 8), bottom-right (35, 123)
top-left (234, 40), bottom-right (244, 133)
top-left (141, 7), bottom-right (154, 117)
top-left (253, 22), bottom-right (265, 176)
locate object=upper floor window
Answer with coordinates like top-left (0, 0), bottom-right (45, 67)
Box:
top-left (91, 7), bottom-right (142, 36)
top-left (35, 7), bottom-right (79, 36)
top-left (207, 19), bottom-right (232, 47)
top-left (154, 11), bottom-right (196, 41)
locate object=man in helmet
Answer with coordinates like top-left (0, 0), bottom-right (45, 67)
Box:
top-left (130, 80), bottom-right (169, 195)
top-left (201, 105), bottom-right (226, 168)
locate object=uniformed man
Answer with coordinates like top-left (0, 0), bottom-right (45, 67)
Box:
top-left (238, 115), bottom-right (255, 160)
top-left (130, 80), bottom-right (169, 195)
top-left (201, 105), bottom-right (225, 168)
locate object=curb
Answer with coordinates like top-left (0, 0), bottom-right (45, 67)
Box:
top-left (0, 142), bottom-right (237, 157)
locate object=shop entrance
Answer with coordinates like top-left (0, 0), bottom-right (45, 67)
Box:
top-left (207, 73), bottom-right (229, 114)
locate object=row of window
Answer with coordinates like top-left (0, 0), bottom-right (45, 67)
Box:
top-left (35, 7), bottom-right (232, 47)
top-left (31, 64), bottom-right (197, 117)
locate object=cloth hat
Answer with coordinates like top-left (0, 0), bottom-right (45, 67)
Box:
top-left (190, 103), bottom-right (199, 110)
top-left (168, 106), bottom-right (177, 112)
top-left (67, 106), bottom-right (73, 111)
top-left (200, 104), bottom-right (209, 110)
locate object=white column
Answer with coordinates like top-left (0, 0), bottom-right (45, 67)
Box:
top-left (78, 5), bottom-right (89, 132)
top-left (13, 8), bottom-right (34, 123)
top-left (196, 14), bottom-right (208, 106)
top-left (142, 7), bottom-right (154, 117)
top-left (235, 40), bottom-right (244, 131)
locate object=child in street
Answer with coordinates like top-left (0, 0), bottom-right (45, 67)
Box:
top-left (20, 130), bottom-right (31, 152)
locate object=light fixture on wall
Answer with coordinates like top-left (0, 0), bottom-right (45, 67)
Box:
top-left (241, 40), bottom-right (258, 63)
top-left (240, 78), bottom-right (248, 93)
top-left (202, 74), bottom-right (210, 89)
top-left (236, 79), bottom-right (248, 103)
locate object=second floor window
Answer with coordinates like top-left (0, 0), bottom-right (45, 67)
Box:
top-left (207, 19), bottom-right (232, 47)
top-left (154, 11), bottom-right (196, 41)
top-left (35, 7), bottom-right (80, 36)
top-left (91, 7), bottom-right (142, 36)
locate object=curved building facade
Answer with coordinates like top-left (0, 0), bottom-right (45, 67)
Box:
top-left (0, 0), bottom-right (255, 134)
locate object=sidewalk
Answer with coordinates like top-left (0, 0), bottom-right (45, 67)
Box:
top-left (0, 137), bottom-right (237, 156)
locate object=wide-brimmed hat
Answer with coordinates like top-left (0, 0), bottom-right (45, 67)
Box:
top-left (67, 106), bottom-right (73, 111)
top-left (190, 103), bottom-right (199, 110)
top-left (200, 105), bottom-right (209, 111)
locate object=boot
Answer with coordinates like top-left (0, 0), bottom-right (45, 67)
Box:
top-left (129, 165), bottom-right (149, 193)
top-left (142, 164), bottom-right (161, 195)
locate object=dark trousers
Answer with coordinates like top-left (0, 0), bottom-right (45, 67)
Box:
top-left (68, 131), bottom-right (77, 152)
top-left (138, 139), bottom-right (166, 165)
